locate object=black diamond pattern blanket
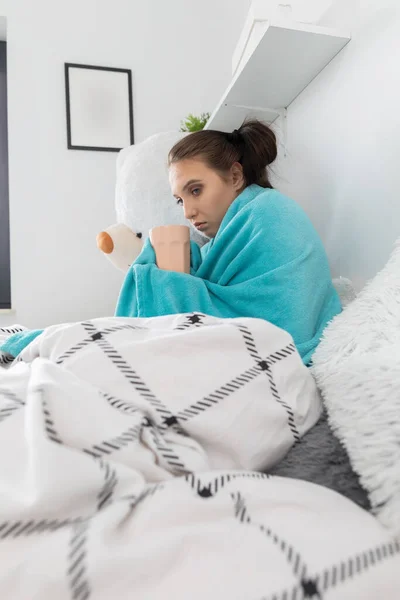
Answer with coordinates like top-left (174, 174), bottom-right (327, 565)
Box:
top-left (0, 314), bottom-right (399, 599)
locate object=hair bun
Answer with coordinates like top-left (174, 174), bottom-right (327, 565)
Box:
top-left (239, 119), bottom-right (277, 167)
top-left (228, 129), bottom-right (243, 146)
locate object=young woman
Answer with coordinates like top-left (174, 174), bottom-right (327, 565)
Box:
top-left (116, 119), bottom-right (341, 365)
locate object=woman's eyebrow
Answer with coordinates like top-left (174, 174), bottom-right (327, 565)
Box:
top-left (173, 179), bottom-right (202, 198)
top-left (182, 179), bottom-right (202, 192)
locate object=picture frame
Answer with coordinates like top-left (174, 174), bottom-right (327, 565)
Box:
top-left (64, 63), bottom-right (134, 152)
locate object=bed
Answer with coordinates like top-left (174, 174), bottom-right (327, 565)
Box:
top-left (1, 245), bottom-right (400, 599)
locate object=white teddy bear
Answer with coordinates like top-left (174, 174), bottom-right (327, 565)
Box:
top-left (96, 131), bottom-right (207, 271)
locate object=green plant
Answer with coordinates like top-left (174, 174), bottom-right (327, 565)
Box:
top-left (180, 112), bottom-right (211, 132)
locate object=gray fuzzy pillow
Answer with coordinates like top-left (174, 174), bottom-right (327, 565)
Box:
top-left (268, 407), bottom-right (370, 510)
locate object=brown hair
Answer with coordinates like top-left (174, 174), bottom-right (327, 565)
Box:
top-left (168, 118), bottom-right (277, 189)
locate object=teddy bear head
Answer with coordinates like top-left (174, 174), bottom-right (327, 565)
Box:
top-left (97, 130), bottom-right (207, 271)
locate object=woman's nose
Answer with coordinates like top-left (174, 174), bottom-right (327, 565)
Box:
top-left (183, 202), bottom-right (197, 221)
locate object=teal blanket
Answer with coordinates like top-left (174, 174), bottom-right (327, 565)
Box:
top-left (0, 329), bottom-right (43, 359)
top-left (1, 184), bottom-right (341, 364)
top-left (115, 184), bottom-right (341, 364)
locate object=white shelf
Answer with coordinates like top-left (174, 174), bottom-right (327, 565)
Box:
top-left (205, 19), bottom-right (351, 132)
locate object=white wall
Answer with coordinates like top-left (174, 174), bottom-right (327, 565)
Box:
top-left (0, 16), bottom-right (5, 41)
top-left (0, 0), bottom-right (251, 328)
top-left (275, 0), bottom-right (400, 289)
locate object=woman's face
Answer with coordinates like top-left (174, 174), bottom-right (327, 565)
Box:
top-left (169, 158), bottom-right (244, 238)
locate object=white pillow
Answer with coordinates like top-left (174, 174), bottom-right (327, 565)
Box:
top-left (332, 276), bottom-right (356, 307)
top-left (316, 239), bottom-right (400, 369)
top-left (312, 238), bottom-right (400, 538)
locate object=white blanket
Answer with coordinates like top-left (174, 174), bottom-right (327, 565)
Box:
top-left (0, 313), bottom-right (399, 599)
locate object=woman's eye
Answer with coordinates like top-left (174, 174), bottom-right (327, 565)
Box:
top-left (176, 198), bottom-right (183, 206)
top-left (192, 188), bottom-right (201, 196)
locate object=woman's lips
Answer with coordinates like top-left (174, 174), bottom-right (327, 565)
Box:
top-left (194, 222), bottom-right (207, 231)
